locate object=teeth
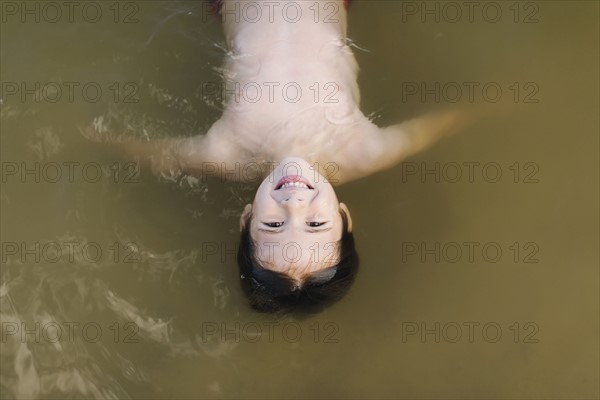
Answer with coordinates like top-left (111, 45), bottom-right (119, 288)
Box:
top-left (280, 181), bottom-right (309, 189)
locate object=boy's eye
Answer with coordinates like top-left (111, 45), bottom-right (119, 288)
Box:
top-left (308, 222), bottom-right (326, 227)
top-left (264, 222), bottom-right (283, 228)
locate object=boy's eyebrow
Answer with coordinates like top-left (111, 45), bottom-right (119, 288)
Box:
top-left (257, 228), bottom-right (283, 234)
top-left (257, 227), bottom-right (333, 234)
top-left (305, 227), bottom-right (333, 233)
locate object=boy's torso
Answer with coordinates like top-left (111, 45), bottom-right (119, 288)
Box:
top-left (216, 0), bottom-right (366, 162)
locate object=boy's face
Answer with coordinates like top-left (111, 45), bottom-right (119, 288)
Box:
top-left (241, 157), bottom-right (351, 280)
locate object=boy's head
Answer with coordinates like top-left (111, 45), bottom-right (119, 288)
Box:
top-left (237, 157), bottom-right (359, 313)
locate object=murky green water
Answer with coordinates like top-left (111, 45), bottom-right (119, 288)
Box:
top-left (1, 1), bottom-right (598, 398)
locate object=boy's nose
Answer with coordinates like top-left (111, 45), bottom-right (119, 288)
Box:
top-left (281, 193), bottom-right (307, 208)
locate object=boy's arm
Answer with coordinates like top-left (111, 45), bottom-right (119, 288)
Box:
top-left (331, 108), bottom-right (473, 183)
top-left (81, 118), bottom-right (248, 181)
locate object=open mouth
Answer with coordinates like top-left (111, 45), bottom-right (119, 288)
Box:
top-left (275, 175), bottom-right (314, 190)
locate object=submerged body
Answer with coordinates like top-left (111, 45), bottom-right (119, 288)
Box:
top-left (177, 0), bottom-right (466, 183)
top-left (213, 0), bottom-right (365, 163)
top-left (87, 0), bottom-right (473, 311)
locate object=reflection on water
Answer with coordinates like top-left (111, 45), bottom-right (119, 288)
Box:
top-left (1, 1), bottom-right (598, 398)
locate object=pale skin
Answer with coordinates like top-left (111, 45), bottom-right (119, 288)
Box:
top-left (85, 0), bottom-right (475, 281)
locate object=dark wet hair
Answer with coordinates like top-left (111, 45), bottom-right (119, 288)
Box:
top-left (237, 211), bottom-right (359, 314)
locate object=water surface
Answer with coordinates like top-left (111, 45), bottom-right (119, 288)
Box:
top-left (1, 1), bottom-right (598, 398)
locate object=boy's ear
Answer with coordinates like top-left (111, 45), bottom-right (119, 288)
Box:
top-left (240, 204), bottom-right (252, 232)
top-left (339, 203), bottom-right (353, 232)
